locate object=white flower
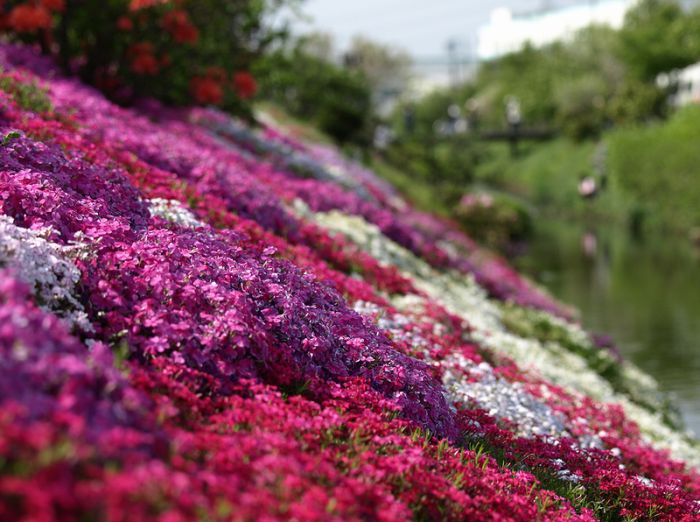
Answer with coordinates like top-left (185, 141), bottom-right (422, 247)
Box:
top-left (148, 198), bottom-right (204, 229)
top-left (0, 216), bottom-right (92, 332)
top-left (307, 208), bottom-right (700, 469)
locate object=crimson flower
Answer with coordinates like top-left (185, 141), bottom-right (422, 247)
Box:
top-left (232, 71), bottom-right (257, 100)
top-left (128, 42), bottom-right (159, 75)
top-left (190, 76), bottom-right (223, 105)
top-left (41, 0), bottom-right (65, 12)
top-left (129, 0), bottom-right (168, 11)
top-left (162, 9), bottom-right (198, 44)
top-left (116, 16), bottom-right (134, 31)
top-left (8, 3), bottom-right (52, 33)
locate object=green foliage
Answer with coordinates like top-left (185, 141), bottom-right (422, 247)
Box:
top-left (471, 24), bottom-right (673, 140)
top-left (554, 74), bottom-right (608, 140)
top-left (474, 140), bottom-right (603, 215)
top-left (500, 302), bottom-right (683, 428)
top-left (606, 78), bottom-right (667, 124)
top-left (618, 0), bottom-right (700, 80)
top-left (392, 89), bottom-right (469, 140)
top-left (401, 3), bottom-right (700, 143)
top-left (607, 104), bottom-right (700, 231)
top-left (380, 0), bottom-right (700, 236)
top-left (381, 87), bottom-right (482, 206)
top-left (454, 191), bottom-right (532, 250)
top-left (344, 36), bottom-right (413, 102)
top-left (1, 131), bottom-right (22, 146)
top-left (379, 135), bottom-right (479, 208)
top-left (316, 73), bottom-right (372, 145)
top-left (501, 304), bottom-right (617, 374)
top-left (258, 43), bottom-right (372, 145)
top-left (474, 42), bottom-right (559, 128)
top-left (0, 72), bottom-right (52, 113)
top-left (367, 155), bottom-right (451, 217)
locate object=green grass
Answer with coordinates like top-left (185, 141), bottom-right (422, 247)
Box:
top-left (0, 71), bottom-right (53, 114)
top-left (474, 139), bottom-right (629, 222)
top-left (256, 102), bottom-right (335, 146)
top-left (368, 153), bottom-right (463, 217)
top-left (472, 105), bottom-right (700, 235)
top-left (607, 104), bottom-right (700, 232)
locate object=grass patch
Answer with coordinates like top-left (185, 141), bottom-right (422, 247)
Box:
top-left (0, 70), bottom-right (53, 114)
top-left (607, 104), bottom-right (700, 232)
top-left (474, 139), bottom-right (630, 222)
top-left (367, 154), bottom-right (461, 217)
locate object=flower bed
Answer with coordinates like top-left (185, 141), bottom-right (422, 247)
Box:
top-left (0, 44), bottom-right (699, 521)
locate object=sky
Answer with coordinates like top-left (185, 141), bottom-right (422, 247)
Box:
top-left (292, 0), bottom-right (588, 59)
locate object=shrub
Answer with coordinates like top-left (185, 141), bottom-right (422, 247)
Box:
top-left (258, 47), bottom-right (372, 145)
top-left (454, 191), bottom-right (532, 250)
top-left (0, 0), bottom-right (290, 110)
top-left (607, 104), bottom-right (700, 231)
top-left (0, 68), bottom-right (53, 113)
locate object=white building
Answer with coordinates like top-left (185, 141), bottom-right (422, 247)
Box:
top-left (477, 0), bottom-right (636, 60)
top-left (667, 62), bottom-right (700, 106)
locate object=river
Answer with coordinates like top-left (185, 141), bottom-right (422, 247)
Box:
top-left (514, 220), bottom-right (700, 436)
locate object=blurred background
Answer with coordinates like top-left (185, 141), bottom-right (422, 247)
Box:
top-left (257, 0), bottom-right (700, 436)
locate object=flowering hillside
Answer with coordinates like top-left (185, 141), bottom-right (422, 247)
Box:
top-left (0, 44), bottom-right (699, 521)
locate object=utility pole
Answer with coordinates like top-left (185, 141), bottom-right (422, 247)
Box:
top-left (447, 38), bottom-right (460, 88)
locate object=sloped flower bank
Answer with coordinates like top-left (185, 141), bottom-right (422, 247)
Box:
top-left (0, 44), bottom-right (699, 521)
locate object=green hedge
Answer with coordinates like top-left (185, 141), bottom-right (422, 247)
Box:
top-left (607, 104), bottom-right (700, 231)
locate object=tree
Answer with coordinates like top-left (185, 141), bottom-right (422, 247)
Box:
top-left (618, 0), bottom-right (700, 80)
top-left (344, 36), bottom-right (413, 113)
top-left (257, 35), bottom-right (372, 145)
top-left (296, 31), bottom-right (335, 62)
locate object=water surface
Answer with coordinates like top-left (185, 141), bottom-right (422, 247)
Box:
top-left (515, 220), bottom-right (700, 436)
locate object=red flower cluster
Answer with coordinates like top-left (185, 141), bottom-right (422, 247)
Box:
top-left (129, 0), bottom-right (168, 11)
top-left (41, 0), bottom-right (64, 11)
top-left (162, 9), bottom-right (198, 44)
top-left (190, 75), bottom-right (223, 105)
top-left (233, 71), bottom-right (257, 99)
top-left (1, 1), bottom-right (258, 109)
top-left (7, 3), bottom-right (51, 33)
top-left (116, 15), bottom-right (134, 32)
top-left (127, 42), bottom-right (159, 75)
top-left (191, 68), bottom-right (258, 105)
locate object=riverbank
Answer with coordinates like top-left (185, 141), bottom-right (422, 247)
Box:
top-left (515, 219), bottom-right (700, 437)
top-left (473, 104), bottom-right (700, 239)
top-left (372, 112), bottom-right (700, 433)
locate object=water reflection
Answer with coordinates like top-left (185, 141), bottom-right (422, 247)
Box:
top-left (515, 220), bottom-right (700, 436)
